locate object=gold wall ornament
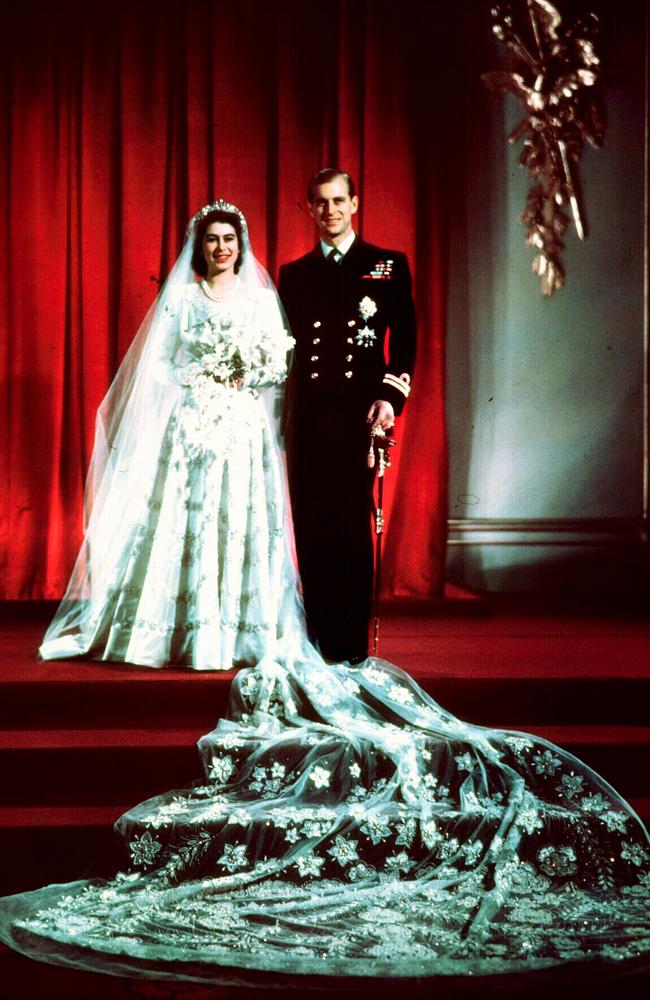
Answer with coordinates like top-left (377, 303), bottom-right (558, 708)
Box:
top-left (483, 0), bottom-right (605, 295)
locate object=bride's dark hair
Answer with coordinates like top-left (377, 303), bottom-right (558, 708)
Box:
top-left (191, 208), bottom-right (246, 276)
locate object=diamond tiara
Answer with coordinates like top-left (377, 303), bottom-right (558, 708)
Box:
top-left (189, 200), bottom-right (248, 234)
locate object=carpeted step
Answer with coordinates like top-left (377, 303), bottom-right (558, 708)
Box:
top-left (1, 725), bottom-right (648, 808)
top-left (0, 666), bottom-right (233, 731)
top-left (2, 661), bottom-right (649, 729)
top-left (0, 728), bottom-right (204, 806)
top-left (3, 618), bottom-right (649, 728)
top-left (413, 675), bottom-right (650, 726)
top-left (0, 805), bottom-right (129, 895)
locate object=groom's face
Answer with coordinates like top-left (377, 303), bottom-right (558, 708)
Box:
top-left (308, 177), bottom-right (358, 245)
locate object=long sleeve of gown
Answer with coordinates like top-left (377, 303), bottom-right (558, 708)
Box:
top-left (151, 288), bottom-right (192, 387)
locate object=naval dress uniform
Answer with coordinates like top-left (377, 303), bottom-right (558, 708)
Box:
top-left (279, 233), bottom-right (416, 663)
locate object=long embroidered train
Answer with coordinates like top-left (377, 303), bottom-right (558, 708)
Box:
top-left (3, 655), bottom-right (649, 983)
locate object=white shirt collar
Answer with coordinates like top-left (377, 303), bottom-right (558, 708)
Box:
top-left (320, 230), bottom-right (356, 259)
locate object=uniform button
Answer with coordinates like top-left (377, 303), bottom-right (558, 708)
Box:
top-left (312, 337), bottom-right (321, 345)
top-left (313, 321), bottom-right (322, 328)
top-left (346, 354), bottom-right (353, 361)
top-left (346, 337), bottom-right (354, 344)
top-left (347, 320), bottom-right (356, 327)
top-left (310, 355), bottom-right (319, 362)
top-left (311, 372), bottom-right (319, 379)
top-left (345, 371), bottom-right (353, 378)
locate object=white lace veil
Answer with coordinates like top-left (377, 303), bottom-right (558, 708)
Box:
top-left (40, 200), bottom-right (296, 657)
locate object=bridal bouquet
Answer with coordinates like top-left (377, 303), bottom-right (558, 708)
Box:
top-left (176, 314), bottom-right (293, 457)
top-left (183, 316), bottom-right (293, 390)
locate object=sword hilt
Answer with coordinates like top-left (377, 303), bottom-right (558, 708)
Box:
top-left (368, 426), bottom-right (396, 470)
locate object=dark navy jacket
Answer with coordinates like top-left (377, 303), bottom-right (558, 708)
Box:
top-left (279, 236), bottom-right (416, 419)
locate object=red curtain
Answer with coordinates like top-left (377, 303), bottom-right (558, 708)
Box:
top-left (1, 0), bottom-right (449, 600)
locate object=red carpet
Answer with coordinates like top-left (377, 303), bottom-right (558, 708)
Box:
top-left (1, 597), bottom-right (649, 998)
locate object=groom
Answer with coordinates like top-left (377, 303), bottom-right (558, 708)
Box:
top-left (279, 168), bottom-right (416, 664)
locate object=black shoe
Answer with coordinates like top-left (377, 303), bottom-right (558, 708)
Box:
top-left (321, 648), bottom-right (368, 667)
top-left (344, 652), bottom-right (368, 667)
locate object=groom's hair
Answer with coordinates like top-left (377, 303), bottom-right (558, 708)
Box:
top-left (307, 169), bottom-right (356, 204)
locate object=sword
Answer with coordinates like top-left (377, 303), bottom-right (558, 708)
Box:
top-left (368, 428), bottom-right (396, 656)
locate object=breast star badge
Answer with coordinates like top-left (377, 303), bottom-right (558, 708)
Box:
top-left (355, 325), bottom-right (376, 348)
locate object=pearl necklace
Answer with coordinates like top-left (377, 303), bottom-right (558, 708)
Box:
top-left (200, 277), bottom-right (239, 301)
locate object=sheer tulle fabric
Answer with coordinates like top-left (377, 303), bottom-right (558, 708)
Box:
top-left (1, 651), bottom-right (649, 984)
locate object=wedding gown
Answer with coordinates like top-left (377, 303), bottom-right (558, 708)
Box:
top-left (39, 280), bottom-right (296, 671)
top-left (3, 204), bottom-right (649, 986)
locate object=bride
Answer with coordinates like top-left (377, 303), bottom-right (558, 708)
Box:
top-left (1, 202), bottom-right (649, 987)
top-left (38, 201), bottom-right (297, 671)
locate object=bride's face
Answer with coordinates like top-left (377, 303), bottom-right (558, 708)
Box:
top-left (203, 222), bottom-right (239, 278)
